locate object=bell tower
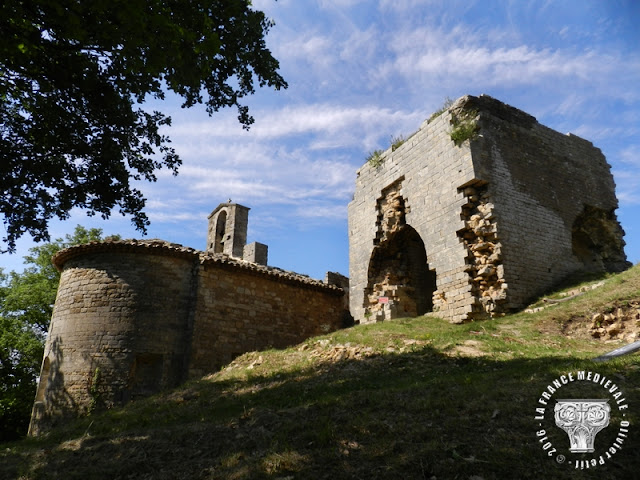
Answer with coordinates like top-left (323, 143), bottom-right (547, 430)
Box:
top-left (207, 201), bottom-right (249, 258)
top-left (206, 201), bottom-right (268, 265)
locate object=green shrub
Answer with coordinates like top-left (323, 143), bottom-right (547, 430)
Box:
top-left (366, 149), bottom-right (384, 168)
top-left (450, 109), bottom-right (479, 146)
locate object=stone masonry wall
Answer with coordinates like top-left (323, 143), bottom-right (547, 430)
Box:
top-left (466, 94), bottom-right (629, 309)
top-left (29, 243), bottom-right (196, 434)
top-left (29, 240), bottom-right (346, 434)
top-left (189, 256), bottom-right (344, 376)
top-left (349, 109), bottom-right (478, 324)
top-left (349, 94), bottom-right (629, 324)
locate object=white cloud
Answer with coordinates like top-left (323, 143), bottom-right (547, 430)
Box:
top-left (571, 125), bottom-right (640, 143)
top-left (170, 103), bottom-right (424, 146)
top-left (611, 145), bottom-right (640, 207)
top-left (614, 169), bottom-right (640, 206)
top-left (388, 39), bottom-right (609, 87)
top-left (176, 153), bottom-right (355, 204)
top-left (379, 0), bottom-right (466, 11)
top-left (619, 145), bottom-right (640, 168)
top-left (318, 0), bottom-right (368, 8)
top-left (294, 203), bottom-right (348, 220)
top-left (278, 33), bottom-right (336, 70)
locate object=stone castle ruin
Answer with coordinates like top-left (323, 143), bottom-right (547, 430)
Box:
top-left (349, 94), bottom-right (629, 324)
top-left (29, 201), bottom-right (349, 435)
top-left (30, 94), bottom-right (629, 434)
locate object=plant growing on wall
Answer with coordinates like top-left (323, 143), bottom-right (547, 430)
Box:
top-left (391, 134), bottom-right (406, 152)
top-left (88, 367), bottom-right (104, 413)
top-left (427, 97), bottom-right (454, 123)
top-left (366, 133), bottom-right (410, 169)
top-left (366, 149), bottom-right (385, 168)
top-left (450, 109), bottom-right (479, 146)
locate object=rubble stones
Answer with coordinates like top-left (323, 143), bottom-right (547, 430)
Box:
top-left (587, 301), bottom-right (640, 341)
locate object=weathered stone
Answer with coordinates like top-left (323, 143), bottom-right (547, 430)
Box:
top-left (29, 205), bottom-right (348, 436)
top-left (607, 323), bottom-right (623, 336)
top-left (349, 94), bottom-right (629, 324)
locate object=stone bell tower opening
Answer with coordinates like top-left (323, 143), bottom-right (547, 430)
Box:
top-left (207, 202), bottom-right (249, 259)
top-left (213, 210), bottom-right (227, 253)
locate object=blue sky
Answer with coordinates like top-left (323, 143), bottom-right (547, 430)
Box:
top-left (2, 0), bottom-right (639, 280)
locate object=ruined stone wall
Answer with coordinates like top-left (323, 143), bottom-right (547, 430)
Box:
top-left (348, 94), bottom-right (628, 324)
top-left (348, 109), bottom-right (478, 324)
top-left (466, 94), bottom-right (629, 310)
top-left (30, 240), bottom-right (346, 434)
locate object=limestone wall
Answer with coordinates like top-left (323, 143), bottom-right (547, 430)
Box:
top-left (348, 94), bottom-right (628, 324)
top-left (348, 109), bottom-right (478, 324)
top-left (466, 94), bottom-right (628, 309)
top-left (29, 240), bottom-right (346, 434)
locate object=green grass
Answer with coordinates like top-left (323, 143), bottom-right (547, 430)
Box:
top-left (2, 265), bottom-right (639, 479)
top-left (390, 134), bottom-right (406, 152)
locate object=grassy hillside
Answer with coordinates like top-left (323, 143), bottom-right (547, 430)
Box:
top-left (2, 265), bottom-right (640, 480)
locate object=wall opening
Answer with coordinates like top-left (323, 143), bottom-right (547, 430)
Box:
top-left (129, 354), bottom-right (164, 399)
top-left (213, 210), bottom-right (227, 253)
top-left (364, 225), bottom-right (437, 321)
top-left (571, 205), bottom-right (629, 273)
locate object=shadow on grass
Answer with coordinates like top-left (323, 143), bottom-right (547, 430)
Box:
top-left (2, 345), bottom-right (639, 480)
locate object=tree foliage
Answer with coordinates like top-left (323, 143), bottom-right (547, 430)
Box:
top-left (0, 226), bottom-right (117, 441)
top-left (0, 0), bottom-right (287, 252)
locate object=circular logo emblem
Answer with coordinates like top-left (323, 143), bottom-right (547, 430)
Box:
top-left (534, 370), bottom-right (630, 469)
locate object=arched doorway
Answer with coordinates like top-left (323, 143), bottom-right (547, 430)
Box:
top-left (364, 225), bottom-right (437, 320)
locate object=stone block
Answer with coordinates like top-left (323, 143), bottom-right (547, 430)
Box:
top-left (243, 242), bottom-right (268, 266)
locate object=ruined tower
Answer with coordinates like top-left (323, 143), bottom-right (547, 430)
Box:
top-left (348, 94), bottom-right (629, 324)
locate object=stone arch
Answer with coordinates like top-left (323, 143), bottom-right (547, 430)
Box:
top-left (213, 210), bottom-right (228, 253)
top-left (364, 225), bottom-right (437, 320)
